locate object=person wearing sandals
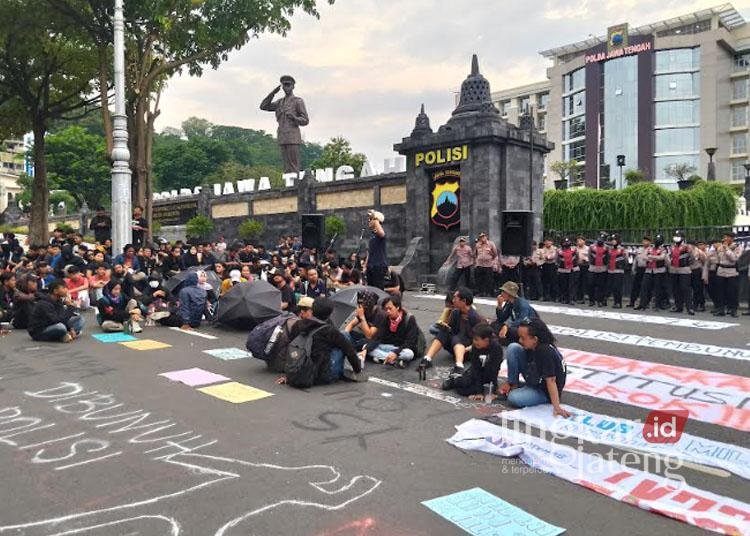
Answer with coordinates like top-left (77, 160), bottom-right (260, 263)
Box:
top-left (361, 295), bottom-right (418, 368)
top-left (497, 317), bottom-right (570, 418)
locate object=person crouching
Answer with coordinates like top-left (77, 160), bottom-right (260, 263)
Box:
top-left (440, 323), bottom-right (502, 399)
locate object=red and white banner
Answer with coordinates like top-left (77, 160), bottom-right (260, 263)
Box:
top-left (449, 419), bottom-right (750, 535)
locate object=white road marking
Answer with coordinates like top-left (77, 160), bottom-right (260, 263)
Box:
top-left (168, 327), bottom-right (218, 340)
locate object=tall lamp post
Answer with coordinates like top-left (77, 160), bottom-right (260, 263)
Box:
top-left (519, 105), bottom-right (535, 211)
top-left (706, 147), bottom-right (717, 182)
top-left (111, 0), bottom-right (132, 255)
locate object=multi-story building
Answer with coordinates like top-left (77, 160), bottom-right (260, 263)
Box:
top-left (0, 139), bottom-right (25, 213)
top-left (490, 4), bottom-right (750, 190)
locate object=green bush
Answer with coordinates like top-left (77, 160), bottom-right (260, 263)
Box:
top-left (543, 181), bottom-right (737, 231)
top-left (152, 221), bottom-right (162, 234)
top-left (0, 225), bottom-right (28, 235)
top-left (56, 223), bottom-right (75, 234)
top-left (186, 215), bottom-right (214, 238)
top-left (324, 215), bottom-right (347, 240)
top-left (238, 218), bottom-right (265, 241)
top-left (49, 191), bottom-right (79, 213)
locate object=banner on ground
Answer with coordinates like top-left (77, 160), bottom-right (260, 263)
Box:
top-left (501, 405), bottom-right (750, 480)
top-left (448, 419), bottom-right (750, 535)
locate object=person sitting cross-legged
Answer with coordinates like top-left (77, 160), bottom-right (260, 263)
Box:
top-left (97, 281), bottom-right (143, 333)
top-left (343, 290), bottom-right (384, 351)
top-left (441, 323), bottom-right (503, 398)
top-left (362, 295), bottom-right (419, 368)
top-left (27, 279), bottom-right (85, 342)
top-left (418, 287), bottom-right (485, 375)
top-left (497, 317), bottom-right (570, 417)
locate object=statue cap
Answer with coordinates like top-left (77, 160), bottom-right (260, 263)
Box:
top-left (280, 75), bottom-right (296, 84)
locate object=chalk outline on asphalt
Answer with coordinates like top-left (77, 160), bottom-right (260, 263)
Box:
top-left (169, 327), bottom-right (218, 340)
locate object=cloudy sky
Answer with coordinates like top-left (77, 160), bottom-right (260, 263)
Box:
top-left (157, 0), bottom-right (750, 168)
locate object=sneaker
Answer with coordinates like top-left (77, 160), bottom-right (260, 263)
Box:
top-left (342, 368), bottom-right (369, 382)
top-left (372, 355), bottom-right (386, 364)
top-left (396, 359), bottom-right (407, 369)
top-left (131, 322), bottom-right (143, 333)
top-left (418, 358), bottom-right (433, 370)
top-left (150, 311), bottom-right (170, 321)
top-left (450, 365), bottom-right (464, 376)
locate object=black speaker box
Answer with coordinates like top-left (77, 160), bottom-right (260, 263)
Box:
top-left (301, 214), bottom-right (325, 250)
top-left (501, 210), bottom-right (534, 256)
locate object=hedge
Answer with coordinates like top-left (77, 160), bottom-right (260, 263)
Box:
top-left (543, 182), bottom-right (737, 232)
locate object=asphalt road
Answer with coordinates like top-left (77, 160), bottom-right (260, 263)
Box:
top-left (0, 293), bottom-right (747, 535)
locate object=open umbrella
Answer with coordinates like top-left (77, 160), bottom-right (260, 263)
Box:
top-left (217, 280), bottom-right (282, 330)
top-left (328, 286), bottom-right (389, 329)
top-left (163, 266), bottom-right (222, 294)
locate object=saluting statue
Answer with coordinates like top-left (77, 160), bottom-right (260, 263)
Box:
top-left (260, 75), bottom-right (309, 173)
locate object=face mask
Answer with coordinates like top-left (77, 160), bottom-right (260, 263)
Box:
top-left (149, 280), bottom-right (159, 288)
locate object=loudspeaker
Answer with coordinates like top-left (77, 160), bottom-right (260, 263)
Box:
top-left (301, 214), bottom-right (325, 250)
top-left (501, 210), bottom-right (534, 257)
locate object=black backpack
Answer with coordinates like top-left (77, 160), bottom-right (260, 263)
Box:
top-left (285, 321), bottom-right (327, 388)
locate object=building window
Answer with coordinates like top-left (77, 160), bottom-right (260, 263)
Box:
top-left (733, 133), bottom-right (747, 155)
top-left (564, 139), bottom-right (586, 161)
top-left (655, 100), bottom-right (700, 126)
top-left (655, 72), bottom-right (700, 99)
top-left (732, 105), bottom-right (748, 128)
top-left (735, 53), bottom-right (750, 72)
top-left (733, 79), bottom-right (748, 100)
top-left (655, 19), bottom-right (710, 37)
top-left (732, 160), bottom-right (747, 181)
top-left (537, 113), bottom-right (546, 131)
top-left (564, 68), bottom-right (585, 93)
top-left (538, 93), bottom-right (549, 110)
top-left (655, 128), bottom-right (699, 154)
top-left (499, 100), bottom-right (510, 116)
top-left (519, 96), bottom-right (530, 113)
top-left (564, 116), bottom-right (586, 139)
top-left (654, 48), bottom-right (700, 74)
top-left (563, 91), bottom-right (586, 117)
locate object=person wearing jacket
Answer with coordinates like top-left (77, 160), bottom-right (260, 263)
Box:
top-left (97, 281), bottom-right (142, 332)
top-left (441, 324), bottom-right (503, 397)
top-left (27, 280), bottom-right (85, 342)
top-left (178, 271), bottom-right (207, 329)
top-left (606, 234), bottom-right (627, 308)
top-left (628, 236), bottom-right (650, 308)
top-left (11, 274), bottom-right (41, 329)
top-left (713, 231), bottom-right (742, 317)
top-left (278, 297), bottom-right (365, 385)
top-left (556, 237), bottom-right (578, 305)
top-left (113, 244), bottom-right (142, 273)
top-left (588, 232), bottom-right (609, 307)
top-left (668, 230), bottom-right (694, 315)
top-left (540, 237), bottom-right (558, 301)
top-left (636, 234), bottom-right (668, 310)
top-left (363, 296), bottom-right (419, 368)
top-left (493, 281), bottom-right (538, 343)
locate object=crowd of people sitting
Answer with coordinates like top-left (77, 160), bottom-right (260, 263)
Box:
top-left (446, 229), bottom-right (749, 317)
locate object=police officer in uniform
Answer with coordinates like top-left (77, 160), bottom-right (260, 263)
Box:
top-left (588, 232), bottom-right (609, 307)
top-left (575, 236), bottom-right (589, 304)
top-left (691, 240), bottom-right (708, 312)
top-left (556, 237), bottom-right (578, 304)
top-left (628, 236), bottom-right (650, 308)
top-left (540, 237), bottom-right (558, 301)
top-left (714, 231), bottom-right (742, 317)
top-left (705, 239), bottom-right (720, 313)
top-left (606, 233), bottom-right (627, 308)
top-left (668, 230), bottom-right (694, 315)
top-left (637, 234), bottom-right (667, 310)
top-left (522, 241), bottom-right (543, 300)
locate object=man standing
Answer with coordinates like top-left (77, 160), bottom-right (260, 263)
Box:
top-left (473, 232), bottom-right (497, 297)
top-left (628, 236), bottom-right (650, 308)
top-left (606, 234), bottom-right (627, 308)
top-left (445, 237), bottom-right (474, 291)
top-left (668, 230), bottom-right (694, 315)
top-left (575, 236), bottom-right (589, 304)
top-left (691, 240), bottom-right (708, 313)
top-left (364, 209), bottom-right (388, 290)
top-left (260, 75), bottom-right (309, 173)
top-left (713, 231), bottom-right (742, 317)
top-left (131, 206), bottom-right (148, 248)
top-left (637, 234), bottom-right (668, 310)
top-left (588, 232), bottom-right (609, 307)
top-left (89, 207), bottom-right (112, 244)
top-left (556, 238), bottom-right (578, 305)
top-left (540, 237), bottom-right (558, 301)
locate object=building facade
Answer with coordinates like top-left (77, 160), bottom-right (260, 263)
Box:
top-left (491, 5), bottom-right (750, 190)
top-left (0, 139), bottom-right (25, 213)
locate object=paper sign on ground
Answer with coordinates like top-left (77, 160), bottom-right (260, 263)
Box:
top-left (423, 487), bottom-right (565, 536)
top-left (501, 405), bottom-right (750, 480)
top-left (203, 348), bottom-right (252, 360)
top-left (120, 339), bottom-right (172, 351)
top-left (159, 368), bottom-right (230, 387)
top-left (197, 382), bottom-right (273, 403)
top-left (91, 332), bottom-right (137, 343)
top-left (448, 419), bottom-right (750, 535)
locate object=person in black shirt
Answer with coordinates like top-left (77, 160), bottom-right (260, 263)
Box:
top-left (497, 318), bottom-right (569, 417)
top-left (272, 271), bottom-right (297, 314)
top-left (441, 324), bottom-right (503, 397)
top-left (364, 295), bottom-right (419, 367)
top-left (27, 280), bottom-right (85, 342)
top-left (302, 267), bottom-right (327, 298)
top-left (131, 206), bottom-right (148, 248)
top-left (89, 207), bottom-right (112, 244)
top-left (365, 209), bottom-right (387, 289)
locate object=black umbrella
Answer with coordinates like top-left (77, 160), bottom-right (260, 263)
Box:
top-left (163, 266), bottom-right (222, 294)
top-left (328, 285), bottom-right (389, 329)
top-left (217, 280), bottom-right (282, 330)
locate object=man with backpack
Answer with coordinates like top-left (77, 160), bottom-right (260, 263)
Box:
top-left (362, 295), bottom-right (423, 368)
top-left (279, 297), bottom-right (366, 387)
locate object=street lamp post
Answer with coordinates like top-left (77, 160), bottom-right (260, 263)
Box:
top-left (519, 105), bottom-right (535, 211)
top-left (111, 0), bottom-right (132, 255)
top-left (706, 147), bottom-right (717, 182)
top-left (743, 163), bottom-right (750, 211)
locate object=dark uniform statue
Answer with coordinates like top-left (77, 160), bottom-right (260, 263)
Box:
top-left (260, 75), bottom-right (310, 174)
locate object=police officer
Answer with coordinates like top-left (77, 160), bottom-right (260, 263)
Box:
top-left (637, 234), bottom-right (667, 310)
top-left (606, 233), bottom-right (627, 308)
top-left (714, 231), bottom-right (742, 317)
top-left (522, 241), bottom-right (543, 300)
top-left (628, 236), bottom-right (650, 308)
top-left (540, 237), bottom-right (558, 301)
top-left (690, 240), bottom-right (708, 313)
top-left (556, 237), bottom-right (578, 305)
top-left (588, 232), bottom-right (609, 307)
top-left (705, 239), bottom-right (720, 313)
top-left (575, 236), bottom-right (589, 304)
top-left (668, 230), bottom-right (694, 315)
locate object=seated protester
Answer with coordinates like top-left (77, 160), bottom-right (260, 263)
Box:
top-left (212, 261), bottom-right (227, 281)
top-left (36, 261), bottom-right (55, 290)
top-left (302, 268), bottom-right (327, 298)
top-left (240, 264), bottom-right (255, 283)
top-left (88, 263), bottom-right (111, 302)
top-left (64, 266), bottom-right (91, 310)
top-left (196, 269), bottom-right (218, 320)
top-left (137, 246), bottom-right (157, 277)
top-left (110, 263), bottom-right (138, 299)
top-left (363, 295), bottom-right (419, 368)
top-left (277, 297), bottom-right (365, 386)
top-left (56, 244), bottom-right (86, 277)
top-left (272, 270), bottom-right (297, 314)
top-left (221, 269), bottom-right (246, 295)
top-left (177, 272), bottom-right (207, 330)
top-left (497, 317), bottom-right (570, 417)
top-left (183, 245), bottom-right (202, 268)
top-left (249, 296), bottom-right (311, 374)
top-left (96, 281), bottom-right (143, 333)
top-left (343, 289), bottom-right (384, 350)
top-left (418, 287), bottom-right (485, 374)
top-left (324, 260), bottom-right (343, 288)
top-left (383, 269), bottom-right (405, 298)
top-left (0, 272), bottom-right (16, 323)
top-left (114, 244), bottom-right (142, 273)
top-left (348, 268), bottom-right (362, 286)
top-left (161, 246), bottom-right (185, 277)
top-left (86, 250), bottom-right (109, 278)
top-left (11, 274), bottom-right (41, 329)
top-left (27, 279), bottom-right (85, 342)
top-left (141, 272), bottom-right (173, 322)
top-left (492, 281), bottom-right (538, 343)
top-left (441, 324), bottom-right (503, 397)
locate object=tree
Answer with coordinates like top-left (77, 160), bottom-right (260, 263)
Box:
top-left (664, 162), bottom-right (697, 182)
top-left (324, 215), bottom-right (347, 240)
top-left (186, 215), bottom-right (214, 240)
top-left (0, 0), bottom-right (99, 243)
top-left (152, 133), bottom-right (231, 191)
top-left (46, 126), bottom-right (111, 208)
top-left (624, 169), bottom-right (646, 185)
top-left (549, 160), bottom-right (580, 185)
top-left (238, 219), bottom-right (265, 241)
top-left (311, 137), bottom-right (366, 173)
top-left (182, 117), bottom-right (213, 139)
top-left (205, 161), bottom-right (283, 188)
